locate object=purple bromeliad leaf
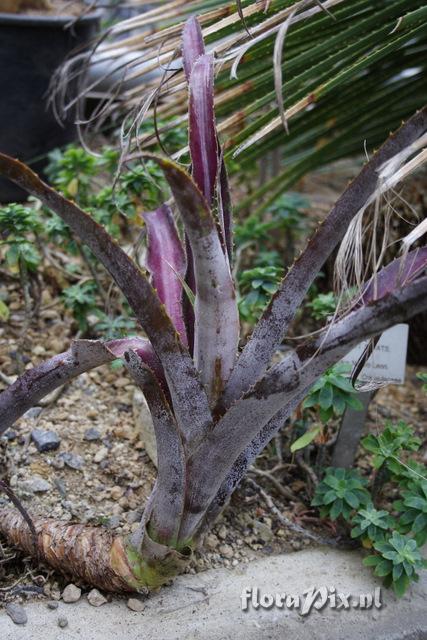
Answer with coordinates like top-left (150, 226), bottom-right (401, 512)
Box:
top-left (217, 152), bottom-right (234, 261)
top-left (123, 350), bottom-right (185, 545)
top-left (0, 337), bottom-right (155, 436)
top-left (361, 246), bottom-right (427, 304)
top-left (188, 53), bottom-right (219, 207)
top-left (182, 16), bottom-right (207, 347)
top-left (181, 15), bottom-right (234, 353)
top-left (184, 18), bottom-right (233, 259)
top-left (143, 204), bottom-right (188, 347)
top-left (182, 15), bottom-right (205, 81)
top-left (143, 154), bottom-right (239, 408)
top-left (0, 153), bottom-right (214, 445)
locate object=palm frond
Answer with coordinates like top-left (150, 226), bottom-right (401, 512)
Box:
top-left (58, 0), bottom-right (427, 208)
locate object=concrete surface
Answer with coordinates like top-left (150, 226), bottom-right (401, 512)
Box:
top-left (1, 547), bottom-right (426, 640)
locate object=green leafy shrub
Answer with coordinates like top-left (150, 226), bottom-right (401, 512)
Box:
top-left (416, 372), bottom-right (427, 391)
top-left (234, 192), bottom-right (307, 249)
top-left (307, 291), bottom-right (337, 321)
top-left (350, 504), bottom-right (395, 544)
top-left (364, 532), bottom-right (427, 597)
top-left (362, 420), bottom-right (421, 470)
top-left (311, 467), bottom-right (370, 521)
top-left (238, 265), bottom-right (284, 323)
top-left (93, 311), bottom-right (137, 339)
top-left (311, 420), bottom-right (426, 596)
top-left (62, 281), bottom-right (98, 331)
top-left (393, 481), bottom-right (427, 547)
top-left (0, 204), bottom-right (42, 273)
top-left (302, 363), bottom-right (363, 423)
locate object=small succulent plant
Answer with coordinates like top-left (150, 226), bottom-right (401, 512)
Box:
top-left (364, 532), bottom-right (427, 597)
top-left (350, 504), bottom-right (395, 544)
top-left (362, 420), bottom-right (421, 470)
top-left (311, 468), bottom-right (370, 521)
top-left (394, 481), bottom-right (427, 547)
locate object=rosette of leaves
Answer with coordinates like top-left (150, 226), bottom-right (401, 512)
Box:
top-left (393, 481), bottom-right (427, 547)
top-left (387, 458), bottom-right (426, 485)
top-left (0, 204), bottom-right (42, 273)
top-left (364, 531), bottom-right (427, 597)
top-left (238, 265), bottom-right (284, 323)
top-left (362, 420), bottom-right (421, 471)
top-left (350, 504), bottom-right (395, 546)
top-left (62, 281), bottom-right (98, 332)
top-left (302, 363), bottom-right (363, 423)
top-left (311, 468), bottom-right (370, 521)
top-left (307, 292), bottom-right (337, 321)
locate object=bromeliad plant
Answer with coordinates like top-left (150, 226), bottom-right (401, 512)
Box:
top-left (0, 18), bottom-right (427, 593)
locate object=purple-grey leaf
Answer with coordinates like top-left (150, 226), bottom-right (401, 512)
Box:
top-left (182, 15), bottom-right (205, 81)
top-left (188, 53), bottom-right (219, 206)
top-left (217, 150), bottom-right (234, 261)
top-left (143, 154), bottom-right (240, 409)
top-left (179, 275), bottom-right (427, 540)
top-left (361, 246), bottom-right (427, 304)
top-left (0, 338), bottom-right (152, 436)
top-left (123, 350), bottom-right (185, 546)
top-left (0, 153), bottom-right (213, 444)
top-left (143, 204), bottom-right (188, 346)
top-left (221, 107), bottom-right (427, 409)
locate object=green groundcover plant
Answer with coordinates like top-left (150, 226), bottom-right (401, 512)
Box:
top-left (312, 421), bottom-right (427, 596)
top-left (0, 18), bottom-right (426, 592)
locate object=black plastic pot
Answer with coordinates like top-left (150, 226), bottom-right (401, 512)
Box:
top-left (0, 11), bottom-right (101, 202)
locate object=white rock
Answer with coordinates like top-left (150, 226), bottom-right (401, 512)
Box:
top-left (23, 475), bottom-right (50, 493)
top-left (62, 584), bottom-right (81, 603)
top-left (127, 598), bottom-right (145, 612)
top-left (94, 446), bottom-right (108, 463)
top-left (87, 589), bottom-right (107, 607)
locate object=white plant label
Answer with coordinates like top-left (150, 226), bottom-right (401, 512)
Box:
top-left (341, 324), bottom-right (409, 385)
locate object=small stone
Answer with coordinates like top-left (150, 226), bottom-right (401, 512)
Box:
top-left (219, 544), bottom-right (234, 559)
top-left (94, 446), bottom-right (108, 463)
top-left (52, 456), bottom-right (65, 470)
top-left (127, 598), bottom-right (145, 612)
top-left (113, 377), bottom-right (129, 388)
top-left (105, 515), bottom-right (121, 529)
top-left (4, 429), bottom-right (17, 441)
top-left (23, 475), bottom-right (51, 493)
top-left (84, 427), bottom-right (101, 441)
top-left (62, 583), bottom-right (81, 603)
top-left (126, 510), bottom-right (142, 525)
top-left (31, 429), bottom-right (60, 453)
top-left (23, 407), bottom-right (43, 420)
top-left (87, 589), bottom-right (107, 607)
top-left (205, 534), bottom-right (219, 551)
top-left (58, 616), bottom-right (68, 629)
top-left (6, 603), bottom-right (27, 625)
top-left (110, 485), bottom-right (124, 501)
top-left (47, 601), bottom-right (59, 610)
top-left (58, 452), bottom-right (84, 471)
top-left (217, 524), bottom-right (227, 540)
top-left (33, 344), bottom-right (46, 356)
top-left (253, 520), bottom-right (273, 543)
